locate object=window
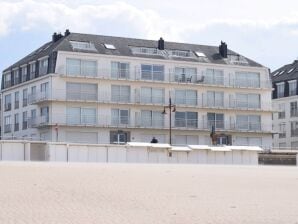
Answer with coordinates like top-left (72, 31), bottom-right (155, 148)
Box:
top-left (236, 115), bottom-right (261, 131)
top-left (13, 69), bottom-right (20, 85)
top-left (207, 113), bottom-right (224, 129)
top-left (140, 87), bottom-right (164, 104)
top-left (168, 50), bottom-right (194, 58)
top-left (195, 52), bottom-right (206, 57)
top-left (174, 67), bottom-right (197, 82)
top-left (31, 109), bottom-right (36, 120)
top-left (4, 94), bottom-right (11, 111)
top-left (14, 92), bottom-right (19, 109)
top-left (279, 123), bottom-right (286, 138)
top-left (40, 107), bottom-right (49, 123)
top-left (205, 69), bottom-right (224, 85)
top-left (278, 103), bottom-right (285, 119)
top-left (290, 102), bottom-right (298, 117)
top-left (111, 85), bottom-right (130, 102)
top-left (66, 58), bottom-right (97, 77)
top-left (289, 80), bottom-right (297, 96)
top-left (279, 142), bottom-right (286, 149)
top-left (291, 141), bottom-right (298, 149)
top-left (207, 91), bottom-right (224, 107)
top-left (236, 93), bottom-right (260, 109)
top-left (141, 110), bottom-right (164, 128)
top-left (21, 66), bottom-right (27, 82)
top-left (175, 112), bottom-right (197, 128)
top-left (111, 109), bottom-right (129, 125)
top-left (110, 131), bottom-right (130, 144)
top-left (31, 86), bottom-right (36, 98)
top-left (174, 135), bottom-right (198, 145)
top-left (69, 41), bottom-right (97, 51)
top-left (291, 121), bottom-right (298, 137)
top-left (111, 62), bottom-right (129, 79)
top-left (276, 82), bottom-right (285, 98)
top-left (4, 115), bottom-right (11, 133)
top-left (22, 111), bottom-right (28, 130)
top-left (235, 137), bottom-right (262, 146)
top-left (67, 107), bottom-right (96, 125)
top-left (66, 83), bottom-right (98, 101)
top-left (14, 114), bottom-right (19, 132)
top-left (23, 89), bottom-right (28, 107)
top-left (30, 62), bottom-right (36, 79)
top-left (39, 58), bottom-right (48, 76)
top-left (235, 72), bottom-right (260, 88)
top-left (130, 46), bottom-right (159, 55)
top-left (175, 89), bottom-right (197, 105)
top-left (4, 73), bottom-right (11, 88)
top-left (104, 44), bottom-right (116, 49)
top-left (141, 64), bottom-right (164, 81)
top-left (228, 55), bottom-right (248, 64)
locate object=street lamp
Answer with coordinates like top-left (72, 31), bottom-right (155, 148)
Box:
top-left (162, 96), bottom-right (176, 145)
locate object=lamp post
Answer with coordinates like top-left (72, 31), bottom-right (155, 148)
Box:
top-left (162, 96), bottom-right (176, 145)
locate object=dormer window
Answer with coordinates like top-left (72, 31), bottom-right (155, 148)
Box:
top-left (3, 72), bottom-right (11, 88)
top-left (39, 58), bottom-right (48, 76)
top-left (168, 50), bottom-right (194, 58)
top-left (21, 66), bottom-right (27, 82)
top-left (30, 62), bottom-right (36, 79)
top-left (70, 41), bottom-right (97, 51)
top-left (227, 54), bottom-right (248, 64)
top-left (13, 69), bottom-right (20, 85)
top-left (130, 46), bottom-right (160, 55)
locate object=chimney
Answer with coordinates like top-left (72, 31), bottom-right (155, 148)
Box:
top-left (158, 37), bottom-right (164, 50)
top-left (52, 32), bottom-right (58, 42)
top-left (219, 41), bottom-right (228, 58)
top-left (52, 32), bottom-right (64, 43)
top-left (65, 29), bottom-right (70, 36)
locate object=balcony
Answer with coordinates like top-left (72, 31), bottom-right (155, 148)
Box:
top-left (55, 65), bottom-right (272, 89)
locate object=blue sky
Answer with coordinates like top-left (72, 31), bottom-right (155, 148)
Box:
top-left (1, 0), bottom-right (298, 73)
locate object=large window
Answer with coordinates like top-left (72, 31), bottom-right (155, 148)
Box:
top-left (278, 103), bottom-right (285, 119)
top-left (236, 137), bottom-right (262, 146)
top-left (66, 83), bottom-right (98, 101)
top-left (40, 107), bottom-right (49, 123)
top-left (69, 41), bottom-right (96, 51)
top-left (289, 80), bottom-right (297, 96)
top-left (205, 69), bottom-right (224, 85)
top-left (141, 64), bottom-right (164, 81)
top-left (14, 92), bottom-right (19, 109)
top-left (291, 121), bottom-right (298, 137)
top-left (23, 89), bottom-right (28, 107)
top-left (4, 94), bottom-right (11, 111)
top-left (22, 111), bottom-right (28, 130)
top-left (30, 63), bottom-right (36, 79)
top-left (175, 111), bottom-right (197, 128)
top-left (236, 93), bottom-right (260, 109)
top-left (236, 115), bottom-right (261, 131)
top-left (175, 89), bottom-right (197, 105)
top-left (207, 113), bottom-right (224, 129)
top-left (67, 107), bottom-right (96, 125)
top-left (39, 58), bottom-right (48, 76)
top-left (111, 109), bottom-right (129, 125)
top-left (111, 85), bottom-right (130, 102)
top-left (13, 69), bottom-right (20, 85)
top-left (4, 115), bottom-right (11, 133)
top-left (235, 72), bottom-right (260, 88)
top-left (207, 91), bottom-right (224, 107)
top-left (276, 82), bottom-right (285, 98)
top-left (3, 73), bottom-right (11, 88)
top-left (141, 110), bottom-right (164, 128)
top-left (21, 66), bottom-right (27, 82)
top-left (66, 58), bottom-right (97, 77)
top-left (111, 62), bottom-right (129, 79)
top-left (279, 123), bottom-right (286, 138)
top-left (290, 102), bottom-right (298, 117)
top-left (140, 87), bottom-right (164, 104)
top-left (14, 114), bottom-right (19, 132)
top-left (174, 67), bottom-right (196, 82)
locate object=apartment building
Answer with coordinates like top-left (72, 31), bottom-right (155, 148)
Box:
top-left (272, 60), bottom-right (298, 149)
top-left (1, 30), bottom-right (273, 147)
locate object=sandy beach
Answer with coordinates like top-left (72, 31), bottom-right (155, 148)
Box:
top-left (0, 162), bottom-right (297, 224)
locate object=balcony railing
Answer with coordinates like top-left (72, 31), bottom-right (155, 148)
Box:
top-left (55, 65), bottom-right (272, 89)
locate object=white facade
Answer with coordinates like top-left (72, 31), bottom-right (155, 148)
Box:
top-left (1, 46), bottom-right (273, 148)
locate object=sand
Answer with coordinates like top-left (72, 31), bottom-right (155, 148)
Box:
top-left (0, 162), bottom-right (297, 224)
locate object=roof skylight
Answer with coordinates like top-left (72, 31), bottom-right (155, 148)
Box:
top-left (279, 70), bottom-right (285, 75)
top-left (273, 71), bottom-right (279, 76)
top-left (195, 51), bottom-right (206, 57)
top-left (288, 68), bottom-right (294, 73)
top-left (104, 44), bottom-right (116, 50)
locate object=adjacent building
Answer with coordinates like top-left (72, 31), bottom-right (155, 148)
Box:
top-left (272, 60), bottom-right (298, 149)
top-left (1, 30), bottom-right (273, 147)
